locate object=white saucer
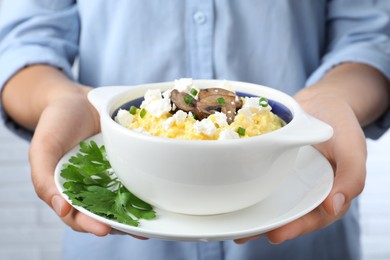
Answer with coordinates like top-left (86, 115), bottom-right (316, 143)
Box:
top-left (54, 134), bottom-right (333, 242)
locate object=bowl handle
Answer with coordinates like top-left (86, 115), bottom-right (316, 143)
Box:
top-left (88, 86), bottom-right (128, 114)
top-left (284, 112), bottom-right (334, 146)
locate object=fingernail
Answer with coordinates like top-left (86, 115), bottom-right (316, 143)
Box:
top-left (333, 193), bottom-right (345, 216)
top-left (243, 235), bottom-right (262, 243)
top-left (268, 239), bottom-right (282, 245)
top-left (52, 195), bottom-right (62, 216)
top-left (235, 235), bottom-right (262, 244)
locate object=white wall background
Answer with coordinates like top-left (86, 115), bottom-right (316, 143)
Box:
top-left (0, 123), bottom-right (65, 260)
top-left (361, 132), bottom-right (390, 260)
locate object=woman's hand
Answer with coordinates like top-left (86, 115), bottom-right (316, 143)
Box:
top-left (28, 85), bottom-right (115, 236)
top-left (235, 63), bottom-right (390, 244)
top-left (273, 94), bottom-right (366, 243)
top-left (2, 65), bottom-right (112, 236)
top-left (235, 93), bottom-right (366, 244)
top-left (1, 65), bottom-right (148, 239)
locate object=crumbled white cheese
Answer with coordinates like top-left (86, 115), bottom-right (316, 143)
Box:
top-left (140, 89), bottom-right (172, 118)
top-left (174, 78), bottom-right (193, 93)
top-left (238, 97), bottom-right (271, 117)
top-left (163, 79), bottom-right (198, 100)
top-left (142, 89), bottom-right (163, 105)
top-left (115, 109), bottom-right (134, 127)
top-left (162, 89), bottom-right (172, 99)
top-left (243, 97), bottom-right (261, 108)
top-left (162, 117), bottom-right (175, 130)
top-left (237, 107), bottom-right (253, 117)
top-left (218, 129), bottom-right (240, 140)
top-left (162, 110), bottom-right (188, 130)
top-left (146, 98), bottom-right (171, 118)
top-left (215, 80), bottom-right (233, 91)
top-left (193, 118), bottom-right (217, 136)
top-left (213, 112), bottom-right (228, 127)
top-left (173, 110), bottom-right (187, 123)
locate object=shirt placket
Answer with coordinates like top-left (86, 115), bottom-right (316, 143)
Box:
top-left (186, 0), bottom-right (214, 79)
top-left (196, 241), bottom-right (224, 260)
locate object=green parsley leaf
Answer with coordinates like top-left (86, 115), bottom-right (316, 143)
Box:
top-left (61, 141), bottom-right (156, 226)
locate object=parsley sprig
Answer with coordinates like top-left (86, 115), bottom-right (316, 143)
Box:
top-left (60, 141), bottom-right (156, 226)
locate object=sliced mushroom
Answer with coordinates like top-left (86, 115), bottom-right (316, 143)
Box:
top-left (194, 96), bottom-right (221, 120)
top-left (198, 88), bottom-right (235, 99)
top-left (195, 95), bottom-right (237, 124)
top-left (220, 96), bottom-right (237, 124)
top-left (198, 88), bottom-right (243, 109)
top-left (170, 89), bottom-right (196, 113)
top-left (233, 95), bottom-right (243, 110)
top-left (169, 87), bottom-right (242, 124)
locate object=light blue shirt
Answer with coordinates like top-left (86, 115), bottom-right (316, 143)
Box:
top-left (1, 1), bottom-right (390, 259)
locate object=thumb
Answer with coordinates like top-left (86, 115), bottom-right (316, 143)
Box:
top-left (29, 129), bottom-right (71, 215)
top-left (322, 149), bottom-right (366, 217)
top-left (319, 129), bottom-right (367, 217)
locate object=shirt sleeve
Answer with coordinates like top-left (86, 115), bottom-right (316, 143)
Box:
top-left (0, 0), bottom-right (79, 140)
top-left (306, 0), bottom-right (390, 140)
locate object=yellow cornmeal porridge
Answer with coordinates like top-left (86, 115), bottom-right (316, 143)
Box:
top-left (115, 79), bottom-right (285, 140)
top-left (125, 109), bottom-right (283, 140)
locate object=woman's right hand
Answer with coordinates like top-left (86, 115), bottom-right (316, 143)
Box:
top-left (2, 65), bottom-right (112, 235)
top-left (3, 65), bottom-right (150, 238)
top-left (29, 85), bottom-right (114, 235)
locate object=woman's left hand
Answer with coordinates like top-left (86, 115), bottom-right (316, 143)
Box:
top-left (235, 63), bottom-right (390, 244)
top-left (235, 89), bottom-right (367, 244)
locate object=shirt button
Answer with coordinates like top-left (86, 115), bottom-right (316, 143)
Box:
top-left (193, 12), bottom-right (207, 24)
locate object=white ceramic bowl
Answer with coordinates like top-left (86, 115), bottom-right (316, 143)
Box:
top-left (88, 80), bottom-right (333, 215)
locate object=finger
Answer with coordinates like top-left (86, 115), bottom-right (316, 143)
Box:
top-left (131, 235), bottom-right (150, 240)
top-left (51, 194), bottom-right (73, 217)
top-left (322, 150), bottom-right (366, 217)
top-left (267, 145), bottom-right (365, 243)
top-left (234, 235), bottom-right (262, 244)
top-left (30, 133), bottom-right (111, 236)
top-left (29, 103), bottom-right (106, 235)
top-left (267, 131), bottom-right (365, 243)
top-left (266, 201), bottom-right (350, 244)
top-left (266, 119), bottom-right (365, 244)
top-left (319, 121), bottom-right (366, 217)
top-left (51, 194), bottom-right (112, 236)
top-left (67, 209), bottom-right (112, 236)
top-left (29, 125), bottom-right (65, 208)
